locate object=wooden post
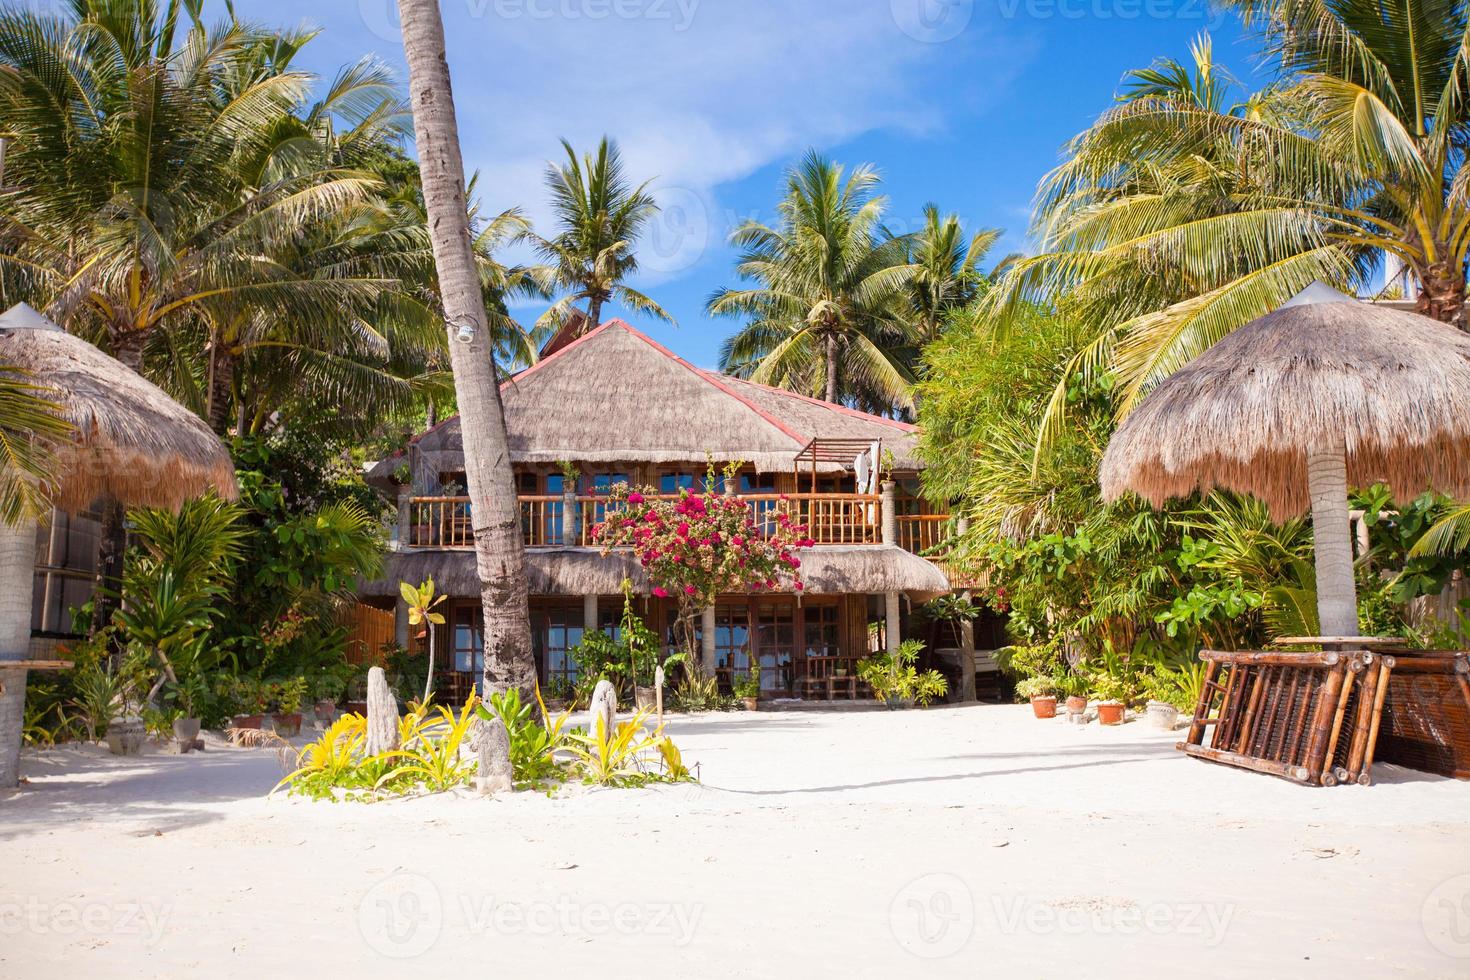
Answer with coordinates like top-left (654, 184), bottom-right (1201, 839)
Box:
top-left (880, 481), bottom-right (897, 547)
top-left (701, 605), bottom-right (717, 673)
top-left (365, 667), bottom-right (399, 757)
top-left (396, 488), bottom-right (411, 549)
top-left (884, 592), bottom-right (901, 655)
top-left (1302, 665), bottom-right (1347, 780)
top-left (561, 486), bottom-right (577, 546)
top-left (583, 594), bottom-right (599, 636)
top-left (957, 589), bottom-right (977, 703)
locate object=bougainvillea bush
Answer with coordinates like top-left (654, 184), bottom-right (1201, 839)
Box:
top-left (592, 483), bottom-right (815, 659)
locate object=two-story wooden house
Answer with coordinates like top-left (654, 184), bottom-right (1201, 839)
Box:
top-left (360, 319), bottom-right (961, 702)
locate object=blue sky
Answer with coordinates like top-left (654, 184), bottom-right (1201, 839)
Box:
top-left (241, 0), bottom-right (1261, 368)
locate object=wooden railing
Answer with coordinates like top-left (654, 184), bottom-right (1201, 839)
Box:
top-left (896, 514), bottom-right (954, 556)
top-left (402, 493), bottom-right (941, 553)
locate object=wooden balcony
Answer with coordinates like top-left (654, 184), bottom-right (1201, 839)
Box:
top-left (399, 492), bottom-right (952, 556)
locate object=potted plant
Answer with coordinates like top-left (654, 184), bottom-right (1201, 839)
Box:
top-left (733, 661), bottom-right (762, 711)
top-left (229, 677), bottom-right (269, 729)
top-left (1016, 676), bottom-right (1059, 719)
top-left (857, 641), bottom-right (948, 710)
top-left (168, 672), bottom-right (210, 750)
top-left (271, 677), bottom-right (307, 737)
top-left (1091, 673), bottom-right (1132, 726)
top-left (1143, 667), bottom-right (1200, 731)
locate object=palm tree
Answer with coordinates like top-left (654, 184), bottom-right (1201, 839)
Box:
top-left (398, 0), bottom-right (538, 699)
top-left (0, 360), bottom-right (71, 525)
top-left (902, 204), bottom-right (1002, 344)
top-left (987, 13), bottom-right (1470, 449)
top-left (527, 137), bottom-right (673, 334)
top-left (709, 152), bottom-right (918, 409)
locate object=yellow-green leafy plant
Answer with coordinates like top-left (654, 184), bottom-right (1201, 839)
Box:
top-left (375, 698), bottom-right (479, 794)
top-left (273, 714), bottom-right (368, 799)
top-left (401, 579), bottom-right (447, 703)
top-left (566, 708), bottom-right (693, 787)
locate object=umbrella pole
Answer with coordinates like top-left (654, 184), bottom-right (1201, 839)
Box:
top-left (1307, 441), bottom-right (1359, 638)
top-left (0, 516), bottom-right (38, 788)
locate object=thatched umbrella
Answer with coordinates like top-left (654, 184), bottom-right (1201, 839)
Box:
top-left (1101, 283), bottom-right (1470, 638)
top-left (0, 303), bottom-right (236, 787)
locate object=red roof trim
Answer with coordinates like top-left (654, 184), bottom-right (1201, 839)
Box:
top-left (707, 371), bottom-right (918, 432)
top-left (614, 324), bottom-right (809, 446)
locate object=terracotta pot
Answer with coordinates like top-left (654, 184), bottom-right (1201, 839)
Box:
top-left (1097, 701), bottom-right (1126, 726)
top-left (742, 697), bottom-right (759, 712)
top-left (231, 714), bottom-right (264, 730)
top-left (314, 700), bottom-right (337, 724)
top-left (271, 713), bottom-right (302, 737)
top-left (1030, 695), bottom-right (1058, 719)
top-left (1065, 695), bottom-right (1088, 715)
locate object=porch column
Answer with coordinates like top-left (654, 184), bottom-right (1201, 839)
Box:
top-left (958, 590), bottom-right (978, 703)
top-left (880, 481), bottom-right (897, 547)
top-left (396, 488), bottom-right (411, 550)
top-left (0, 517), bottom-right (38, 788)
top-left (394, 596), bottom-right (410, 650)
top-left (583, 594), bottom-right (599, 636)
top-left (561, 486), bottom-right (578, 546)
top-left (885, 591), bottom-right (901, 654)
top-left (700, 605), bottom-right (717, 672)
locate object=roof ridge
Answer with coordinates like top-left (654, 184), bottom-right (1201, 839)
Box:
top-left (709, 371), bottom-right (918, 432)
top-left (614, 323), bottom-right (811, 446)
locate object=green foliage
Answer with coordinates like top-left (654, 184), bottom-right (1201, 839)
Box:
top-left (732, 662), bottom-right (762, 700)
top-left (857, 640), bottom-right (948, 706)
top-left (477, 689), bottom-right (574, 787)
top-left (0, 361), bottom-right (72, 524)
top-left (565, 708), bottom-right (691, 788)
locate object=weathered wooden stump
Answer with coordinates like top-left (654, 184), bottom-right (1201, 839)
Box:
top-left (472, 715), bottom-right (513, 795)
top-left (587, 679), bottom-right (617, 742)
top-left (365, 667), bottom-right (399, 757)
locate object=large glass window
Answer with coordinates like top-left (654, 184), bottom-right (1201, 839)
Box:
top-left (803, 603), bottom-right (841, 659)
top-left (537, 606), bottom-right (585, 686)
top-left (661, 470), bottom-right (725, 495)
top-left (452, 606), bottom-right (484, 675)
top-left (754, 600), bottom-right (795, 695)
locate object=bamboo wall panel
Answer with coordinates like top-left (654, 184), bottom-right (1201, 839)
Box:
top-left (339, 603), bottom-right (397, 664)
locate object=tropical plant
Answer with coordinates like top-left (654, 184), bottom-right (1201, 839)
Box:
top-left (710, 152), bottom-right (920, 410)
top-left (565, 708), bottom-right (685, 787)
top-left (857, 640), bottom-right (948, 706)
top-left (732, 661), bottom-right (762, 701)
top-left (477, 688), bottom-right (574, 786)
top-left (985, 13), bottom-right (1470, 460)
top-left (65, 647), bottom-right (144, 741)
top-left (527, 137), bottom-right (673, 334)
top-left (401, 579), bottom-right (447, 702)
top-left (375, 698), bottom-right (480, 793)
top-left (273, 714), bottom-right (369, 800)
top-left (901, 204), bottom-right (1002, 345)
top-left (0, 361), bottom-right (71, 524)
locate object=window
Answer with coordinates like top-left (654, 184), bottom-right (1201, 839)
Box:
top-left (803, 603), bottom-right (841, 659)
top-left (660, 470), bottom-right (724, 494)
top-left (586, 473), bottom-right (629, 495)
top-left (714, 604), bottom-right (751, 676)
top-left (452, 606), bottom-right (484, 675)
top-left (31, 509), bottom-right (101, 636)
top-left (537, 606), bottom-right (585, 685)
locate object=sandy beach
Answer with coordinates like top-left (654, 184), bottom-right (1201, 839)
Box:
top-left (4, 704), bottom-right (1469, 978)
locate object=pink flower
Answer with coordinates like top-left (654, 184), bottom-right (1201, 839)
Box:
top-left (627, 492), bottom-right (644, 504)
top-left (645, 512), bottom-right (661, 523)
top-left (676, 521), bottom-right (690, 538)
top-left (732, 535), bottom-right (744, 547)
top-left (653, 587), bottom-right (669, 598)
top-left (794, 582), bottom-right (805, 592)
top-left (684, 585), bottom-right (697, 596)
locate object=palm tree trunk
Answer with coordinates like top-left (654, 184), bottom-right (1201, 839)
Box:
top-left (585, 296), bottom-right (604, 334)
top-left (0, 516), bottom-right (37, 787)
top-left (1416, 258), bottom-right (1467, 330)
top-left (98, 320), bottom-right (145, 639)
top-left (206, 344), bottom-right (235, 436)
top-left (399, 0), bottom-right (537, 699)
top-left (1307, 441), bottom-right (1358, 637)
top-left (824, 332), bottom-right (839, 404)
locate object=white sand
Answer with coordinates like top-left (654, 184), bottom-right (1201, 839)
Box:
top-left (4, 704), bottom-right (1470, 978)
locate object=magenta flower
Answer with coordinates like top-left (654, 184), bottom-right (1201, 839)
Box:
top-left (653, 587), bottom-right (670, 598)
top-left (684, 585), bottom-right (697, 596)
top-left (627, 491), bottom-right (644, 504)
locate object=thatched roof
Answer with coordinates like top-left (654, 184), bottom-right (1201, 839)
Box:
top-left (1100, 285), bottom-right (1470, 520)
top-left (368, 319), bottom-right (919, 484)
top-left (0, 303), bottom-right (237, 512)
top-left (361, 546), bottom-right (949, 600)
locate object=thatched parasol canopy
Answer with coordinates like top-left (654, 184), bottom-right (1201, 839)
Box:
top-left (1101, 283), bottom-right (1470, 637)
top-left (0, 303), bottom-right (237, 511)
top-left (1100, 284), bottom-right (1470, 520)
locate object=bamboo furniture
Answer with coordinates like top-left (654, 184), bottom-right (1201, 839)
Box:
top-left (1180, 644), bottom-right (1470, 786)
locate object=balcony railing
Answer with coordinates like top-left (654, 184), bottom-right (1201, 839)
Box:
top-left (399, 491), bottom-right (951, 554)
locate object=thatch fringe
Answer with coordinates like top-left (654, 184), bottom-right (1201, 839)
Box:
top-left (361, 546), bottom-right (950, 600)
top-left (1101, 300), bottom-right (1470, 520)
top-left (0, 305), bottom-right (237, 512)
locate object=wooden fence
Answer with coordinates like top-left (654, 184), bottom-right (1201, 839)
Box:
top-left (339, 603), bottom-right (396, 664)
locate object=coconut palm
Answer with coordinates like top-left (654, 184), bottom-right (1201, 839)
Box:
top-left (527, 137), bottom-right (673, 334)
top-left (0, 360), bottom-right (71, 525)
top-left (398, 0), bottom-right (538, 699)
top-left (709, 152), bottom-right (919, 410)
top-left (987, 12), bottom-right (1470, 452)
top-left (901, 204), bottom-right (1002, 344)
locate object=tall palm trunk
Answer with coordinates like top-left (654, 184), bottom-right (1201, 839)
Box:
top-left (96, 318), bottom-right (144, 642)
top-left (585, 295), bottom-right (604, 334)
top-left (1416, 257), bottom-right (1467, 330)
top-left (0, 517), bottom-right (37, 787)
top-left (398, 0), bottom-right (537, 698)
top-left (824, 331), bottom-right (839, 403)
top-left (1307, 441), bottom-right (1358, 637)
top-left (206, 340), bottom-right (235, 436)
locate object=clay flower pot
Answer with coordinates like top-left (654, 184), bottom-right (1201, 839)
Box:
top-left (271, 713), bottom-right (303, 738)
top-left (1097, 701), bottom-right (1126, 726)
top-left (1030, 695), bottom-right (1058, 719)
top-left (231, 714), bottom-right (264, 730)
top-left (1146, 700), bottom-right (1181, 731)
top-left (1065, 695), bottom-right (1088, 716)
top-left (742, 697), bottom-right (759, 712)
